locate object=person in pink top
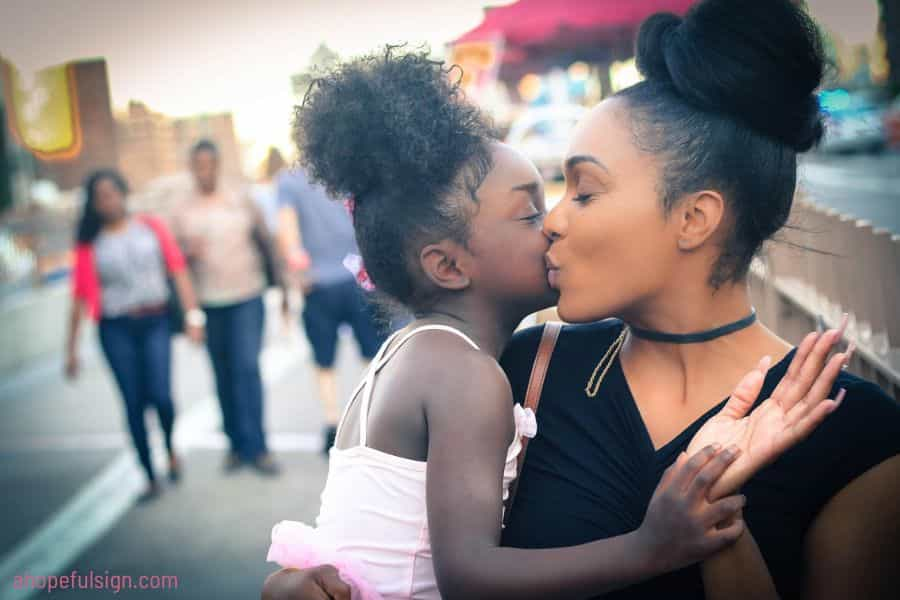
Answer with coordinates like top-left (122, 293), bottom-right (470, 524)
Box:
top-left (66, 169), bottom-right (204, 502)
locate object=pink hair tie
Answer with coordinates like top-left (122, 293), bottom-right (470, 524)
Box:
top-left (342, 195), bottom-right (374, 291)
top-left (343, 253), bottom-right (375, 292)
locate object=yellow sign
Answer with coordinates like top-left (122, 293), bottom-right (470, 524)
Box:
top-left (1, 57), bottom-right (82, 160)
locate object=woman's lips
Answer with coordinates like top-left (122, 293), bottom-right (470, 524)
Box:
top-left (547, 268), bottom-right (560, 289)
top-left (545, 254), bottom-right (560, 289)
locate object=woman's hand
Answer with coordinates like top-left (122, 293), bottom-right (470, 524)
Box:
top-left (687, 320), bottom-right (851, 500)
top-left (186, 323), bottom-right (205, 345)
top-left (186, 237), bottom-right (207, 261)
top-left (637, 444), bottom-right (748, 573)
top-left (261, 566), bottom-right (351, 600)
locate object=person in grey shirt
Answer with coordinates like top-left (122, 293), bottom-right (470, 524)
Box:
top-left (67, 169), bottom-right (203, 502)
top-left (276, 167), bottom-right (387, 453)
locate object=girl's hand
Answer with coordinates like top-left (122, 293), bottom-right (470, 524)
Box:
top-left (637, 444), bottom-right (747, 573)
top-left (261, 566), bottom-right (351, 600)
top-left (687, 319), bottom-right (852, 501)
top-left (65, 351), bottom-right (80, 380)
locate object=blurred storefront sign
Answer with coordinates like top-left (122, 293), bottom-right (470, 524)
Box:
top-left (449, 37), bottom-right (505, 103)
top-left (452, 0), bottom-right (695, 119)
top-left (609, 58), bottom-right (642, 94)
top-left (0, 58), bottom-right (82, 161)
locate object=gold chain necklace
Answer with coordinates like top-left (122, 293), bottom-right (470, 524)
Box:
top-left (585, 327), bottom-right (629, 398)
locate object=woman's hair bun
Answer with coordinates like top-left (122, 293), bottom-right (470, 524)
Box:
top-left (635, 12), bottom-right (682, 84)
top-left (635, 0), bottom-right (826, 152)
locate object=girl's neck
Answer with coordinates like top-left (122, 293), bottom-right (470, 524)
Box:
top-left (102, 215), bottom-right (130, 234)
top-left (415, 297), bottom-right (524, 359)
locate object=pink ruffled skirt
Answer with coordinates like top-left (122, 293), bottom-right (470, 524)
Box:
top-left (267, 520), bottom-right (384, 600)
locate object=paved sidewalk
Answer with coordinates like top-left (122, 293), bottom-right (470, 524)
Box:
top-left (1, 296), bottom-right (370, 600)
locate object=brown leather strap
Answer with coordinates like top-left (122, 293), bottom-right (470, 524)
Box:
top-left (503, 321), bottom-right (562, 528)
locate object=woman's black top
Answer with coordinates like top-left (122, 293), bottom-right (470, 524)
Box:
top-left (499, 320), bottom-right (900, 599)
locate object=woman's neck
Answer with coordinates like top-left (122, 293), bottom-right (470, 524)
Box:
top-left (624, 280), bottom-right (755, 335)
top-left (196, 186), bottom-right (219, 201)
top-left (619, 280), bottom-right (791, 402)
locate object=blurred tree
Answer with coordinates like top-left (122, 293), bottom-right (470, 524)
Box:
top-left (291, 45), bottom-right (341, 100)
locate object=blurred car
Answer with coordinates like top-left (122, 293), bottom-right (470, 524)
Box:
top-left (818, 88), bottom-right (886, 154)
top-left (505, 104), bottom-right (587, 180)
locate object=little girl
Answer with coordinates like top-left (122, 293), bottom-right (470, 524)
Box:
top-left (265, 48), bottom-right (847, 600)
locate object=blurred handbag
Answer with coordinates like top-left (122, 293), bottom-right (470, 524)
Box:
top-left (166, 277), bottom-right (184, 334)
top-left (251, 223), bottom-right (280, 289)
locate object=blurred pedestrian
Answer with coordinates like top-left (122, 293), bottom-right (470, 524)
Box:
top-left (66, 168), bottom-right (203, 502)
top-left (275, 166), bottom-right (388, 453)
top-left (251, 147), bottom-right (288, 234)
top-left (170, 139), bottom-right (283, 476)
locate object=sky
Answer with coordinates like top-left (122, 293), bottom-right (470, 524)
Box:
top-left (0, 0), bottom-right (882, 169)
top-left (0, 0), bottom-right (511, 166)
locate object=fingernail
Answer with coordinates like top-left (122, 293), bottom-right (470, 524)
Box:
top-left (726, 445), bottom-right (740, 458)
top-left (758, 355), bottom-right (772, 371)
top-left (834, 387), bottom-right (847, 406)
top-left (711, 443), bottom-right (722, 451)
top-left (843, 343), bottom-right (856, 368)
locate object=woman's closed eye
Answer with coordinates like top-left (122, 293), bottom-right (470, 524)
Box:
top-left (520, 210), bottom-right (546, 225)
top-left (572, 193), bottom-right (594, 205)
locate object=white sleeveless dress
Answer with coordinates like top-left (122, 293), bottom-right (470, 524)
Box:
top-left (267, 325), bottom-right (537, 600)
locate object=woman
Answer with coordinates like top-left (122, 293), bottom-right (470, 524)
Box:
top-left (271, 0), bottom-right (899, 598)
top-left (500, 1), bottom-right (900, 598)
top-left (66, 169), bottom-right (204, 502)
top-left (170, 139), bottom-right (284, 475)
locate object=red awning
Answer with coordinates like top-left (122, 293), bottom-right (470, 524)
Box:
top-left (456, 0), bottom-right (696, 47)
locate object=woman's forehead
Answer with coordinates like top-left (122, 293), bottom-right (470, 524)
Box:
top-left (565, 99), bottom-right (631, 164)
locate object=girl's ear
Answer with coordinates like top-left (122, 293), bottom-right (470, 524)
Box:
top-left (419, 240), bottom-right (471, 291)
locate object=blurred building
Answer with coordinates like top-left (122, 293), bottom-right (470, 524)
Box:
top-left (116, 102), bottom-right (242, 191)
top-left (116, 101), bottom-right (179, 190)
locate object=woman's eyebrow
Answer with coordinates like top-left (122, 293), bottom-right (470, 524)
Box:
top-left (564, 155), bottom-right (609, 173)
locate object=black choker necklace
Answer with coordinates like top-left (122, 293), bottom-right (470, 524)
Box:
top-left (629, 308), bottom-right (757, 344)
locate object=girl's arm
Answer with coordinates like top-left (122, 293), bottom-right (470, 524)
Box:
top-left (171, 269), bottom-right (204, 344)
top-left (702, 514), bottom-right (779, 599)
top-left (425, 348), bottom-right (745, 600)
top-left (65, 299), bottom-right (84, 379)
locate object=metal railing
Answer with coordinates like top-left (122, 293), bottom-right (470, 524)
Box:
top-left (751, 194), bottom-right (900, 400)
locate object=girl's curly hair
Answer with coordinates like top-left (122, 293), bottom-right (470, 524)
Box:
top-left (294, 45), bottom-right (495, 309)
